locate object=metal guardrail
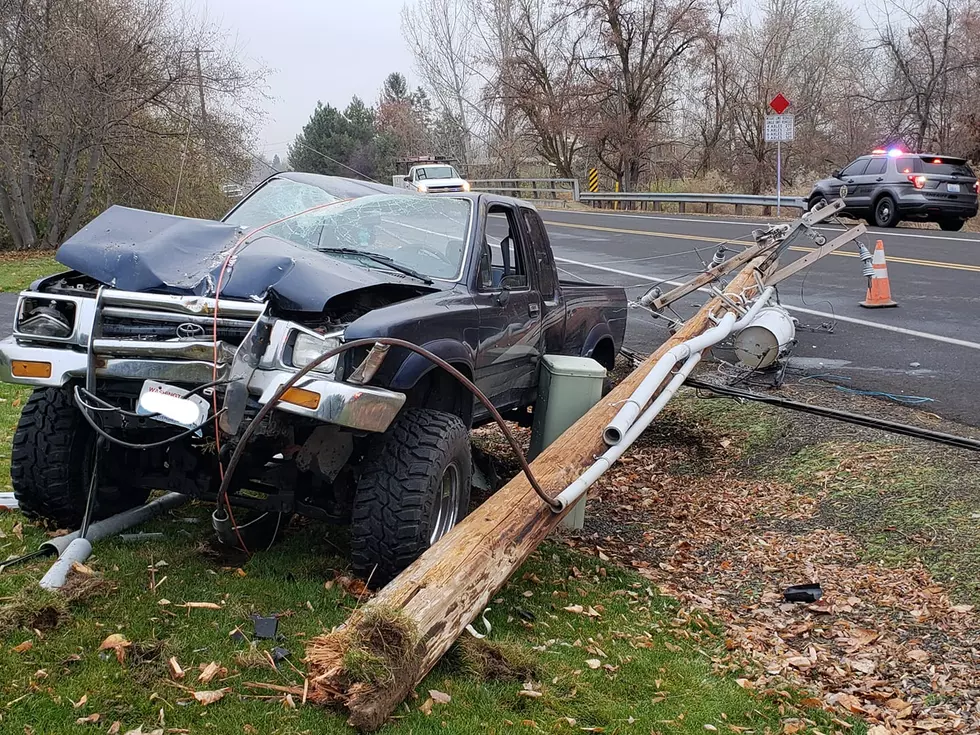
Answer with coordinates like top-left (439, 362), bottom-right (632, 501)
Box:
top-left (468, 178), bottom-right (580, 202)
top-left (579, 191), bottom-right (807, 213)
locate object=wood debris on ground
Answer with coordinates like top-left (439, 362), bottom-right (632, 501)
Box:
top-left (473, 413), bottom-right (980, 735)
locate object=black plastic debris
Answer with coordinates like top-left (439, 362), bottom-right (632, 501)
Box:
top-left (229, 626), bottom-right (247, 643)
top-left (251, 614), bottom-right (279, 640)
top-left (784, 583), bottom-right (822, 603)
top-left (271, 646), bottom-right (291, 665)
top-left (514, 607), bottom-right (536, 622)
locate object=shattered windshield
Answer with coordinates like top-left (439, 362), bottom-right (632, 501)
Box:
top-left (235, 194), bottom-right (472, 281)
top-left (224, 177), bottom-right (338, 230)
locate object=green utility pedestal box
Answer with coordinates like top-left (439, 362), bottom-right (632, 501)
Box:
top-left (529, 355), bottom-right (607, 530)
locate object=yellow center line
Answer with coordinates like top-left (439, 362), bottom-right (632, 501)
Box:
top-left (542, 219), bottom-right (980, 274)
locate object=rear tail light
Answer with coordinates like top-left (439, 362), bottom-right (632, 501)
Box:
top-left (974, 181), bottom-right (979, 194)
top-left (908, 175), bottom-right (927, 189)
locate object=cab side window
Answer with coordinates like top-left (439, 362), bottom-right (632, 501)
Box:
top-left (479, 205), bottom-right (528, 291)
top-left (522, 209), bottom-right (557, 300)
top-left (840, 159), bottom-right (870, 176)
top-left (865, 158), bottom-right (886, 176)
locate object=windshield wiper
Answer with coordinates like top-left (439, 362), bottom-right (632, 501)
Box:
top-left (317, 247), bottom-right (433, 284)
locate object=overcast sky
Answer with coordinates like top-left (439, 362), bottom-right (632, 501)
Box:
top-left (191, 0), bottom-right (415, 162)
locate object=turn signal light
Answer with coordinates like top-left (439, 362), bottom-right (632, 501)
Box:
top-left (11, 360), bottom-right (52, 378)
top-left (281, 387), bottom-right (320, 409)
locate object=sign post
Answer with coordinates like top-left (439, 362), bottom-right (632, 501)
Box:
top-left (765, 93), bottom-right (794, 216)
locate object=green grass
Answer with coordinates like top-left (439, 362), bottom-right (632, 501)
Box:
top-left (777, 441), bottom-right (980, 603)
top-left (0, 252), bottom-right (61, 292)
top-left (0, 385), bottom-right (849, 734)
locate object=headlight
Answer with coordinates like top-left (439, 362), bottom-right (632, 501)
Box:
top-left (417, 183), bottom-right (429, 193)
top-left (289, 330), bottom-right (342, 375)
top-left (462, 181), bottom-right (470, 192)
top-left (16, 299), bottom-right (76, 339)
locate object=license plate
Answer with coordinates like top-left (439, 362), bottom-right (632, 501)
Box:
top-left (948, 183), bottom-right (960, 192)
top-left (137, 380), bottom-right (211, 430)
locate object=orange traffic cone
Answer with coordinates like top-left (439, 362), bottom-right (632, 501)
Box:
top-left (860, 240), bottom-right (898, 308)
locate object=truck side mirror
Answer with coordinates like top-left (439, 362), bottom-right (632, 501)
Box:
top-left (831, 169), bottom-right (842, 179)
top-left (496, 288), bottom-right (510, 307)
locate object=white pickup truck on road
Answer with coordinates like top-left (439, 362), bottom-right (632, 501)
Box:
top-left (397, 164), bottom-right (470, 194)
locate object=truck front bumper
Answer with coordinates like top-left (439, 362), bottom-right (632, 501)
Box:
top-left (1, 309), bottom-right (406, 435)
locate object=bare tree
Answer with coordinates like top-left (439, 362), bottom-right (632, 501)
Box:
top-left (0, 0), bottom-right (262, 250)
top-left (580, 0), bottom-right (710, 190)
top-left (402, 0), bottom-right (476, 163)
top-left (869, 0), bottom-right (976, 152)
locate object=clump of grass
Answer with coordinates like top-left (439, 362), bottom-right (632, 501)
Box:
top-left (234, 642), bottom-right (271, 670)
top-left (457, 636), bottom-right (538, 682)
top-left (0, 586), bottom-right (67, 635)
top-left (341, 606), bottom-right (420, 687)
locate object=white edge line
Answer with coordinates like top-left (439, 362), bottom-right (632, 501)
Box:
top-left (544, 210), bottom-right (980, 245)
top-left (554, 255), bottom-right (980, 351)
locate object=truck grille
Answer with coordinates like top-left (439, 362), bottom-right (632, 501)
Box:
top-left (92, 291), bottom-right (266, 363)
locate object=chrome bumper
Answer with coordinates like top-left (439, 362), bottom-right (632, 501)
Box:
top-left (0, 337), bottom-right (405, 434)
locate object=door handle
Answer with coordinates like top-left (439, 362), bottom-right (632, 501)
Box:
top-left (528, 302), bottom-right (540, 316)
top-left (876, 177), bottom-right (883, 182)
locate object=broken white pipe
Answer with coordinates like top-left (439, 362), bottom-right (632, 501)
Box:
top-left (39, 538), bottom-right (93, 591)
top-left (602, 287), bottom-right (775, 446)
top-left (37, 492), bottom-right (188, 590)
top-left (553, 352), bottom-right (703, 512)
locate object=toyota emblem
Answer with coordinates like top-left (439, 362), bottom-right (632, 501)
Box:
top-left (176, 322), bottom-right (207, 339)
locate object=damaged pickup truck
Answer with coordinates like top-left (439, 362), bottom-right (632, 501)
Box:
top-left (1, 173), bottom-right (626, 582)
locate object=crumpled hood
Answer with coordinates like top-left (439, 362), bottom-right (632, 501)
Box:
top-left (56, 205), bottom-right (438, 312)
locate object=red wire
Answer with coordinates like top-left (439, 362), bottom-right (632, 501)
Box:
top-left (209, 197), bottom-right (353, 555)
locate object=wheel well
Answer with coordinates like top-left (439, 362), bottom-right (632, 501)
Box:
top-left (590, 338), bottom-right (616, 371)
top-left (403, 363), bottom-right (474, 428)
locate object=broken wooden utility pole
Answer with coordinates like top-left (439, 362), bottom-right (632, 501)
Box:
top-left (305, 203), bottom-right (859, 731)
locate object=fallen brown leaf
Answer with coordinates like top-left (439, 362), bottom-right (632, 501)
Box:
top-left (107, 722), bottom-right (121, 735)
top-left (168, 657), bottom-right (184, 681)
top-left (419, 697), bottom-right (434, 716)
top-left (192, 689), bottom-right (229, 706)
top-left (428, 689), bottom-right (451, 704)
top-left (12, 521), bottom-right (23, 539)
top-left (585, 659), bottom-right (601, 669)
top-left (12, 640), bottom-right (32, 654)
top-left (99, 634), bottom-right (131, 664)
top-left (75, 713), bottom-right (100, 724)
top-left (72, 694), bottom-right (88, 708)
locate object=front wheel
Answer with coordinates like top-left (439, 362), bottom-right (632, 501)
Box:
top-left (11, 387), bottom-right (150, 528)
top-left (808, 194), bottom-right (828, 212)
top-left (873, 196), bottom-right (900, 228)
top-left (938, 218), bottom-right (965, 231)
top-left (350, 409), bottom-right (472, 585)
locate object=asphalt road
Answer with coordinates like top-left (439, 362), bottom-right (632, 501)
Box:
top-left (542, 209), bottom-right (980, 427)
top-left (1, 210), bottom-right (976, 427)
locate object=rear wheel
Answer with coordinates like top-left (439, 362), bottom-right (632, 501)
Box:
top-left (938, 218), bottom-right (965, 231)
top-left (873, 196), bottom-right (900, 228)
top-left (11, 387), bottom-right (150, 528)
top-left (350, 408), bottom-right (472, 585)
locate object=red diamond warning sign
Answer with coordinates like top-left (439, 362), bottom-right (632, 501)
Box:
top-left (769, 93), bottom-right (790, 114)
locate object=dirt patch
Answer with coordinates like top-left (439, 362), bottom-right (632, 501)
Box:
top-left (456, 636), bottom-right (538, 682)
top-left (0, 586), bottom-right (67, 635)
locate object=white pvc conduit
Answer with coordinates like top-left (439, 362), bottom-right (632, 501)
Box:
top-left (553, 352), bottom-right (702, 511)
top-left (38, 492), bottom-right (188, 590)
top-left (602, 287), bottom-right (775, 446)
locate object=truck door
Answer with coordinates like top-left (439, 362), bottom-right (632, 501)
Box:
top-left (472, 203), bottom-right (543, 410)
top-left (521, 207), bottom-right (565, 355)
